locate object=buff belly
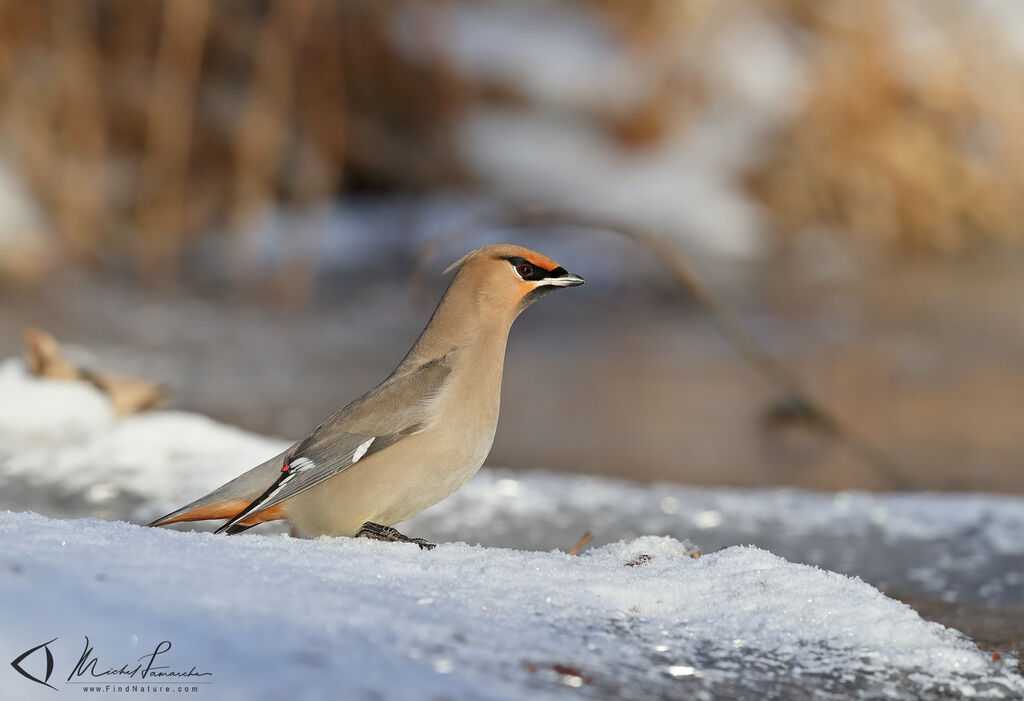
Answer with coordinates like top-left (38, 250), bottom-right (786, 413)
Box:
top-left (282, 424), bottom-right (494, 537)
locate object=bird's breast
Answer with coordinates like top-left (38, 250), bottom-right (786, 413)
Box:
top-left (285, 335), bottom-right (509, 536)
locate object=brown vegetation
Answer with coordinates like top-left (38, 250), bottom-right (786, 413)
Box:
top-left (1, 0), bottom-right (1021, 292)
top-left (24, 328), bottom-right (166, 415)
top-left (0, 0), bottom-right (463, 287)
top-left (747, 1), bottom-right (1024, 253)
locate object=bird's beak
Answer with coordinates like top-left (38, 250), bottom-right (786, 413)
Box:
top-left (545, 273), bottom-right (585, 288)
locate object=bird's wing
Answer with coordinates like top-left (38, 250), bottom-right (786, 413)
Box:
top-left (214, 355), bottom-right (452, 533)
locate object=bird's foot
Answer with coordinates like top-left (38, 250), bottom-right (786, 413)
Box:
top-left (356, 522), bottom-right (436, 550)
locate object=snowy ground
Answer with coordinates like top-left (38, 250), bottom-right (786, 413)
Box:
top-left (1, 359), bottom-right (1022, 699)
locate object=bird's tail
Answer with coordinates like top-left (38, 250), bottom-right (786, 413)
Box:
top-left (147, 499), bottom-right (250, 527)
top-left (146, 446), bottom-right (294, 531)
top-left (147, 499), bottom-right (287, 530)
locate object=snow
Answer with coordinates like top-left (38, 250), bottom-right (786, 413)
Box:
top-left (410, 471), bottom-right (1024, 608)
top-left (412, 3), bottom-right (645, 110)
top-left (394, 1), bottom-right (806, 259)
top-left (0, 358), bottom-right (115, 451)
top-left (3, 409), bottom-right (284, 516)
top-left (1, 358), bottom-right (1023, 699)
top-left (2, 513), bottom-right (1020, 700)
top-left (0, 359), bottom-right (286, 517)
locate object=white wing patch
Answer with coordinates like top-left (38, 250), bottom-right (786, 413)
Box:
top-left (274, 456), bottom-right (317, 493)
top-left (289, 457), bottom-right (316, 473)
top-left (352, 437), bottom-right (375, 464)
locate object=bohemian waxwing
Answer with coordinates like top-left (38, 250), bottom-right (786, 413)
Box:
top-left (148, 244), bottom-right (584, 547)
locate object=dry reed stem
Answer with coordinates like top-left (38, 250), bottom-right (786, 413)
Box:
top-left (3, 0), bottom-right (1022, 294)
top-left (228, 0), bottom-right (317, 296)
top-left (136, 0), bottom-right (211, 287)
top-left (749, 0), bottom-right (1024, 252)
top-left (48, 0), bottom-right (108, 265)
top-left (268, 1), bottom-right (347, 307)
top-left (2, 61), bottom-right (60, 241)
top-left (0, 4), bottom-right (58, 230)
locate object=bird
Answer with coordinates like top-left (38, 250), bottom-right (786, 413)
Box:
top-left (148, 244), bottom-right (584, 548)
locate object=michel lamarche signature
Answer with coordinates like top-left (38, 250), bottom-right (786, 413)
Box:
top-left (11, 636), bottom-right (212, 690)
top-left (68, 637), bottom-right (212, 682)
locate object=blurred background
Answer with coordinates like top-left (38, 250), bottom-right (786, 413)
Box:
top-left (1, 0), bottom-right (1022, 493)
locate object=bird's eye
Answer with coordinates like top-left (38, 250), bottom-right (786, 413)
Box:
top-left (516, 262), bottom-right (534, 278)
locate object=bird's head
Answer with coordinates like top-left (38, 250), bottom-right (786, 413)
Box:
top-left (445, 244), bottom-right (585, 319)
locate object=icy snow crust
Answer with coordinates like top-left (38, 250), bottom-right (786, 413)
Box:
top-left (2, 359), bottom-right (1023, 698)
top-left (410, 471), bottom-right (1024, 609)
top-left (2, 512), bottom-right (1019, 701)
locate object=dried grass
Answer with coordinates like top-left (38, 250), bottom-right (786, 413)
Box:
top-left (747, 1), bottom-right (1024, 253)
top-left (0, 0), bottom-right (464, 292)
top-left (1, 0), bottom-right (1021, 293)
top-left (582, 0), bottom-right (1024, 253)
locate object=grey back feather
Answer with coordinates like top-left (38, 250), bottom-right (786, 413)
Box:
top-left (214, 355), bottom-right (452, 531)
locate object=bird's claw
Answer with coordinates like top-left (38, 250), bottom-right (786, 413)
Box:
top-left (356, 522), bottom-right (436, 550)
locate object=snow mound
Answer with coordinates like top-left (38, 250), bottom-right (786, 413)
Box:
top-left (0, 358), bottom-right (114, 450)
top-left (0, 358), bottom-right (287, 517)
top-left (409, 470), bottom-right (1024, 608)
top-left (2, 409), bottom-right (285, 516)
top-left (1, 511), bottom-right (1019, 700)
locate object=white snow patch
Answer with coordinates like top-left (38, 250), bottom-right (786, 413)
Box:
top-left (0, 358), bottom-right (286, 516)
top-left (417, 2), bottom-right (646, 110)
top-left (409, 470), bottom-right (1024, 607)
top-left (1, 511), bottom-right (1019, 700)
top-left (2, 409), bottom-right (285, 516)
top-left (457, 109), bottom-right (764, 258)
top-left (0, 359), bottom-right (115, 451)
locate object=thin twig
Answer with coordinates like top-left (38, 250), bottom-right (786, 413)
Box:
top-left (567, 532), bottom-right (592, 556)
top-left (417, 205), bottom-right (911, 490)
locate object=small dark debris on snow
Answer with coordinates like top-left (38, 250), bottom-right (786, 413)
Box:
top-left (553, 663), bottom-right (590, 683)
top-left (625, 554), bottom-right (652, 568)
top-left (523, 662), bottom-right (591, 684)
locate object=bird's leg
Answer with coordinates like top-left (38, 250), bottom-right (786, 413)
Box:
top-left (356, 522), bottom-right (436, 550)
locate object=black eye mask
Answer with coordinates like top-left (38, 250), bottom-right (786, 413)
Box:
top-left (505, 256), bottom-right (569, 282)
